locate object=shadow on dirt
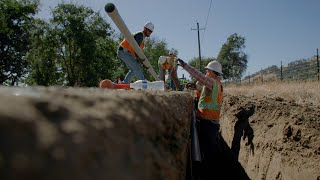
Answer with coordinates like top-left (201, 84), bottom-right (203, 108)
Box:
top-left (232, 104), bottom-right (255, 159)
top-left (218, 136), bottom-right (251, 180)
top-left (187, 135), bottom-right (251, 180)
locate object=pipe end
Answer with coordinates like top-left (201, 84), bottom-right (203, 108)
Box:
top-left (105, 3), bottom-right (115, 13)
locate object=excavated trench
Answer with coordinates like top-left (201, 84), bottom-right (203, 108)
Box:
top-left (0, 87), bottom-right (319, 180)
top-left (220, 94), bottom-right (319, 180)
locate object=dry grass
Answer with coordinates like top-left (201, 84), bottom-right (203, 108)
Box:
top-left (225, 81), bottom-right (320, 105)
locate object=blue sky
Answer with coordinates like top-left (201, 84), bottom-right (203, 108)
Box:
top-left (37, 0), bottom-right (320, 79)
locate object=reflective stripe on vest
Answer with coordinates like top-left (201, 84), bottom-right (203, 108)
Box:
top-left (197, 80), bottom-right (223, 120)
top-left (120, 32), bottom-right (145, 57)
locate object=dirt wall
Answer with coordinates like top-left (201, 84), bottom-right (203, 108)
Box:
top-left (221, 94), bottom-right (320, 180)
top-left (1, 86), bottom-right (319, 180)
top-left (0, 87), bottom-right (193, 180)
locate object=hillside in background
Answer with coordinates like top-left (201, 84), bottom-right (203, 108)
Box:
top-left (242, 56), bottom-right (319, 83)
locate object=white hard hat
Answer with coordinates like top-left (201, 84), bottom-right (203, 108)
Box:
top-left (205, 60), bottom-right (223, 75)
top-left (159, 56), bottom-right (167, 65)
top-left (169, 49), bottom-right (175, 55)
top-left (144, 22), bottom-right (154, 32)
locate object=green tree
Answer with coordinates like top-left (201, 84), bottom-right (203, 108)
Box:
top-left (188, 57), bottom-right (216, 74)
top-left (142, 36), bottom-right (169, 81)
top-left (185, 57), bottom-right (215, 83)
top-left (0, 0), bottom-right (39, 85)
top-left (48, 3), bottom-right (116, 87)
top-left (26, 19), bottom-right (62, 86)
top-left (109, 35), bottom-right (129, 82)
top-left (217, 33), bottom-right (247, 80)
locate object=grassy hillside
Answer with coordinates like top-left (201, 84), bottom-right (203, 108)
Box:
top-left (225, 81), bottom-right (320, 105)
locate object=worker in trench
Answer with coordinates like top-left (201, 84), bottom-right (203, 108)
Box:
top-left (177, 58), bottom-right (224, 180)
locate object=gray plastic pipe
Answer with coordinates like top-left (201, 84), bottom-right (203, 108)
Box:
top-left (191, 109), bottom-right (202, 162)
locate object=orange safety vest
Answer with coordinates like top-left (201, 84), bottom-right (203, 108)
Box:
top-left (161, 57), bottom-right (172, 70)
top-left (160, 56), bottom-right (178, 70)
top-left (119, 32), bottom-right (145, 58)
top-left (196, 79), bottom-right (223, 121)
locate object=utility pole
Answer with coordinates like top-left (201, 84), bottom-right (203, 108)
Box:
top-left (191, 22), bottom-right (205, 72)
top-left (281, 61), bottom-right (283, 81)
top-left (261, 68), bottom-right (263, 83)
top-left (317, 48), bottom-right (319, 81)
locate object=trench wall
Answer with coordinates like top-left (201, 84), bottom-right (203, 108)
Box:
top-left (0, 87), bottom-right (193, 180)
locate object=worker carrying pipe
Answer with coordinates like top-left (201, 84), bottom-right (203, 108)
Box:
top-left (105, 3), bottom-right (160, 82)
top-left (118, 22), bottom-right (153, 83)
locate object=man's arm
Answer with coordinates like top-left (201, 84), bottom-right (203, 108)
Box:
top-left (133, 32), bottom-right (144, 46)
top-left (172, 57), bottom-right (178, 72)
top-left (133, 32), bottom-right (144, 61)
top-left (177, 59), bottom-right (214, 90)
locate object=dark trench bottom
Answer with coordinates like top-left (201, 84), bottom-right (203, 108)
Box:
top-left (186, 137), bottom-right (251, 180)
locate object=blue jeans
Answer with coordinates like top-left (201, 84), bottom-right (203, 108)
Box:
top-left (117, 49), bottom-right (144, 83)
top-left (169, 78), bottom-right (175, 89)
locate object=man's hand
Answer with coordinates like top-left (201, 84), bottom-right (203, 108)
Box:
top-left (176, 58), bottom-right (186, 67)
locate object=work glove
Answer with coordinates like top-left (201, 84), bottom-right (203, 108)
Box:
top-left (176, 58), bottom-right (186, 67)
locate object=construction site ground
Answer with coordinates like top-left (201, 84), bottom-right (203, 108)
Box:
top-left (0, 84), bottom-right (319, 180)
